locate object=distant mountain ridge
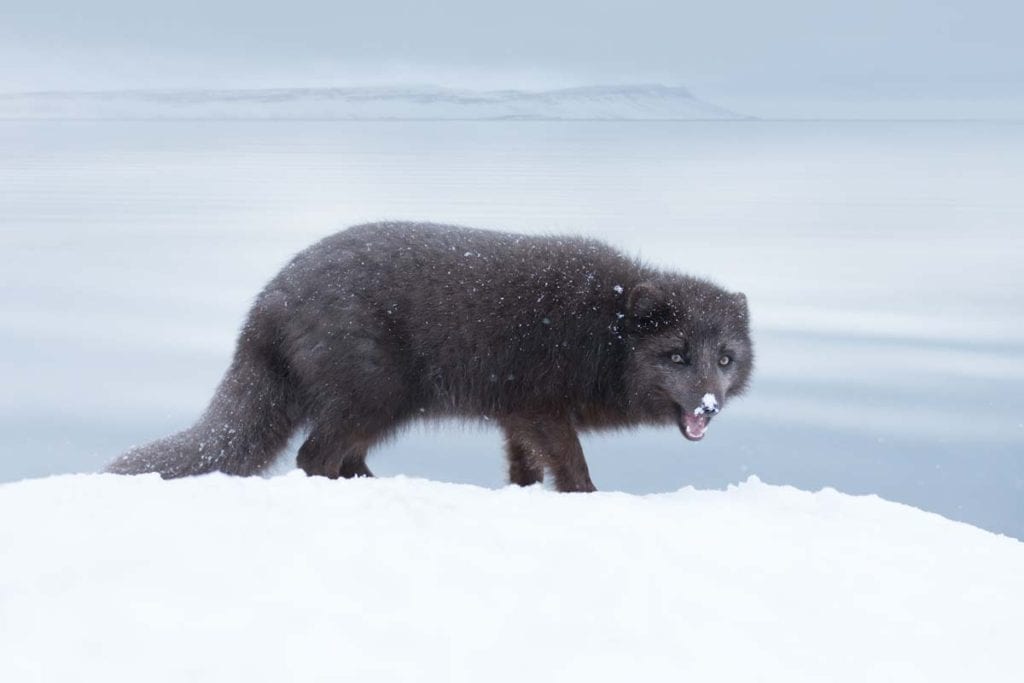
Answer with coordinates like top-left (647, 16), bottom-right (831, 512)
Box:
top-left (0, 84), bottom-right (749, 120)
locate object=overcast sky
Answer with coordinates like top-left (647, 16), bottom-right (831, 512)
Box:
top-left (3, 1), bottom-right (1021, 115)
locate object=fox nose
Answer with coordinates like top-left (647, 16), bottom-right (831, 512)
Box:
top-left (698, 393), bottom-right (720, 415)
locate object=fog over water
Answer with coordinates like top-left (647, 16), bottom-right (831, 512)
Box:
top-left (3, 1), bottom-right (1023, 118)
top-left (1, 119), bottom-right (1022, 537)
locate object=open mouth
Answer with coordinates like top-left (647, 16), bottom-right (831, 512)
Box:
top-left (679, 411), bottom-right (711, 442)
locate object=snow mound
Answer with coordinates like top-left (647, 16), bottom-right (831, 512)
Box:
top-left (0, 84), bottom-right (748, 120)
top-left (2, 473), bottom-right (1021, 681)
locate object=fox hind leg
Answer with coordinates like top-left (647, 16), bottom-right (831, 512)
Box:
top-left (338, 456), bottom-right (374, 478)
top-left (297, 429), bottom-right (374, 479)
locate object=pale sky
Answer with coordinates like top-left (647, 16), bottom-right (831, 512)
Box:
top-left (2, 0), bottom-right (1021, 116)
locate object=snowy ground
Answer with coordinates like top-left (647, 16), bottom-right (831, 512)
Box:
top-left (1, 473), bottom-right (1021, 681)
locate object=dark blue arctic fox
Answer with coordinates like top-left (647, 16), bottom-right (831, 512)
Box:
top-left (108, 222), bottom-right (753, 491)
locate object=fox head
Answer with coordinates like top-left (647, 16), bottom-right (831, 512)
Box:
top-left (622, 278), bottom-right (753, 441)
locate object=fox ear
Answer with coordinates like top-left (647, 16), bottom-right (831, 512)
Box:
top-left (734, 291), bottom-right (749, 313)
top-left (628, 282), bottom-right (676, 328)
top-left (732, 292), bottom-right (750, 325)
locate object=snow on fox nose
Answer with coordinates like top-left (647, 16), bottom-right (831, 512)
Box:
top-left (696, 393), bottom-right (719, 416)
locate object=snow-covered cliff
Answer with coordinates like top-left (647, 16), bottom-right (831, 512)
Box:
top-left (0, 84), bottom-right (748, 120)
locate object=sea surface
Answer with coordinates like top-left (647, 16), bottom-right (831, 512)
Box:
top-left (1, 120), bottom-right (1022, 537)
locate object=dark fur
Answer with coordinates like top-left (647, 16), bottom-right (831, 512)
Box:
top-left (107, 222), bottom-right (753, 491)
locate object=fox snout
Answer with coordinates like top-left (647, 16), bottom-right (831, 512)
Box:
top-left (679, 392), bottom-right (721, 442)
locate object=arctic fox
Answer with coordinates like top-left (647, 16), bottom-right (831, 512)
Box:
top-left (108, 222), bottom-right (753, 491)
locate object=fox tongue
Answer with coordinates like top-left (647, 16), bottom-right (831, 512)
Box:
top-left (682, 413), bottom-right (709, 441)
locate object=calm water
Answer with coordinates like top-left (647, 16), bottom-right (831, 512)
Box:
top-left (1, 120), bottom-right (1022, 537)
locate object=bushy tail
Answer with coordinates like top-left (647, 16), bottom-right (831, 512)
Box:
top-left (107, 330), bottom-right (297, 478)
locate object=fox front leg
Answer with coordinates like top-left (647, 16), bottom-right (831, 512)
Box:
top-left (503, 417), bottom-right (596, 493)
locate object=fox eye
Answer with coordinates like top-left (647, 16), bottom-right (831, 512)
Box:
top-left (719, 355), bottom-right (732, 367)
top-left (670, 353), bottom-right (685, 364)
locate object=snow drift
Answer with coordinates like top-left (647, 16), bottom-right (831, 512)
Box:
top-left (0, 84), bottom-right (748, 120)
top-left (1, 473), bottom-right (1021, 681)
